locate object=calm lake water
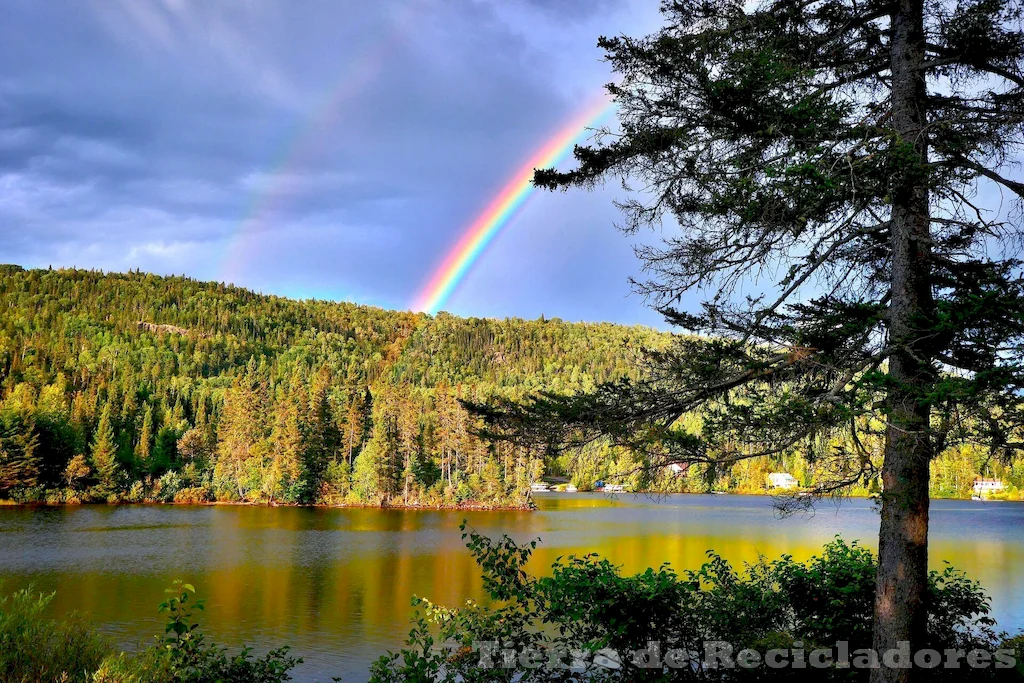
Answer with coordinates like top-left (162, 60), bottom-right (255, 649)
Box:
top-left (1, 494), bottom-right (1022, 681)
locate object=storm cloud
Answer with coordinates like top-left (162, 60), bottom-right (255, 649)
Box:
top-left (0, 0), bottom-right (663, 325)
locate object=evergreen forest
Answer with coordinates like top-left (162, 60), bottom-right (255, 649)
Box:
top-left (0, 265), bottom-right (1019, 506)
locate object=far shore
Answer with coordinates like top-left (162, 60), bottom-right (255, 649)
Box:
top-left (2, 489), bottom-right (1021, 510)
top-left (0, 498), bottom-right (536, 511)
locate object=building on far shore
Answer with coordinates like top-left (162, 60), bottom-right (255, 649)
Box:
top-left (767, 472), bottom-right (799, 490)
top-left (972, 478), bottom-right (1005, 495)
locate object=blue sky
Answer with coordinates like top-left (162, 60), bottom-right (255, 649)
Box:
top-left (0, 0), bottom-right (667, 326)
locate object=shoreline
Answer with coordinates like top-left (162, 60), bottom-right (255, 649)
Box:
top-left (0, 498), bottom-right (536, 511)
top-left (2, 489), bottom-right (1020, 510)
top-left (536, 489), bottom-right (1024, 505)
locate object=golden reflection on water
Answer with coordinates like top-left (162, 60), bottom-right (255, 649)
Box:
top-left (1, 494), bottom-right (1022, 683)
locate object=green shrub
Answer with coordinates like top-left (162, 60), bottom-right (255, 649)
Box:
top-left (93, 649), bottom-right (174, 683)
top-left (0, 581), bottom-right (303, 683)
top-left (0, 586), bottom-right (110, 682)
top-left (155, 471), bottom-right (183, 503)
top-left (125, 480), bottom-right (146, 503)
top-left (371, 529), bottom-right (1018, 682)
top-left (148, 580), bottom-right (301, 683)
top-left (173, 486), bottom-right (212, 504)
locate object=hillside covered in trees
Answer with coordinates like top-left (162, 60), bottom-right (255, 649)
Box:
top-left (0, 265), bottom-right (1020, 506)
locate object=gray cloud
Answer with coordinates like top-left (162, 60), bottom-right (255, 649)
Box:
top-left (0, 0), bottom-right (664, 325)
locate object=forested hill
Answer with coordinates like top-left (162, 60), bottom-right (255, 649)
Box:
top-left (0, 265), bottom-right (662, 507)
top-left (2, 265), bottom-right (1018, 506)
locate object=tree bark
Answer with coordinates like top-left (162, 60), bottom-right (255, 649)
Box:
top-left (871, 2), bottom-right (934, 682)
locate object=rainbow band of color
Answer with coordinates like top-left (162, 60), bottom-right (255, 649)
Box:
top-left (412, 98), bottom-right (613, 314)
top-left (220, 3), bottom-right (419, 284)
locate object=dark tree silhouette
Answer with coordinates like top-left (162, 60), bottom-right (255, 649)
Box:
top-left (472, 1), bottom-right (1024, 679)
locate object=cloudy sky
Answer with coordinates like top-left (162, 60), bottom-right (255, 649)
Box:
top-left (0, 0), bottom-right (670, 325)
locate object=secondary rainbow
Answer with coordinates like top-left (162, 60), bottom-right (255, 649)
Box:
top-left (220, 3), bottom-right (419, 283)
top-left (412, 97), bottom-right (614, 314)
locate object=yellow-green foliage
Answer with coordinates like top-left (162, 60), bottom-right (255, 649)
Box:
top-left (1, 266), bottom-right (1020, 504)
top-left (0, 586), bottom-right (109, 682)
top-left (0, 581), bottom-right (301, 683)
top-left (0, 267), bottom-right (659, 508)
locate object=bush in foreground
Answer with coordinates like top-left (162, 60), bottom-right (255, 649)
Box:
top-left (371, 528), bottom-right (1024, 682)
top-left (0, 580), bottom-right (301, 682)
top-left (0, 586), bottom-right (109, 682)
top-left (2, 537), bottom-right (1021, 682)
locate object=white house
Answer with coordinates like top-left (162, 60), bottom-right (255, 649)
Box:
top-left (767, 472), bottom-right (799, 490)
top-left (973, 478), bottom-right (1005, 495)
top-left (667, 463), bottom-right (688, 476)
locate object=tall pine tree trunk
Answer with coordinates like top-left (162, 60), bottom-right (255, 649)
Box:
top-left (871, 1), bottom-right (934, 681)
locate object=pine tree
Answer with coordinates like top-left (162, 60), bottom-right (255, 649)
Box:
top-left (268, 391), bottom-right (305, 503)
top-left (135, 404), bottom-right (153, 472)
top-left (396, 391), bottom-right (422, 504)
top-left (342, 386), bottom-right (370, 466)
top-left (476, 2), bottom-right (1024, 678)
top-left (0, 408), bottom-right (40, 496)
top-left (214, 371), bottom-right (267, 502)
top-left (91, 403), bottom-right (119, 497)
top-left (153, 426), bottom-right (179, 474)
top-left (303, 372), bottom-right (340, 502)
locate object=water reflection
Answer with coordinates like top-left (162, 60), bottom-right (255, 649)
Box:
top-left (0, 495), bottom-right (1021, 682)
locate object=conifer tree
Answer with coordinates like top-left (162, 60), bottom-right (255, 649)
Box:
top-left (396, 391), bottom-right (422, 504)
top-left (303, 372), bottom-right (340, 502)
top-left (269, 390), bottom-right (305, 503)
top-left (135, 404), bottom-right (153, 472)
top-left (475, 1), bottom-right (1024, 677)
top-left (214, 371), bottom-right (267, 501)
top-left (342, 388), bottom-right (368, 466)
top-left (91, 403), bottom-right (119, 497)
top-left (153, 426), bottom-right (179, 474)
top-left (0, 408), bottom-right (40, 496)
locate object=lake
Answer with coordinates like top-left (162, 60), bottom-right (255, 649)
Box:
top-left (1, 494), bottom-right (1022, 681)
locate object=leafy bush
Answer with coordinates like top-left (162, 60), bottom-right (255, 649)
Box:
top-left (0, 581), bottom-right (303, 683)
top-left (173, 486), bottom-right (212, 504)
top-left (148, 580), bottom-right (301, 683)
top-left (371, 528), bottom-right (1018, 682)
top-left (155, 471), bottom-right (183, 503)
top-left (0, 586), bottom-right (110, 682)
top-left (125, 480), bottom-right (146, 503)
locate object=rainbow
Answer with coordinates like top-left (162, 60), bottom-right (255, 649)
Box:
top-left (220, 3), bottom-right (420, 284)
top-left (411, 97), bottom-right (614, 314)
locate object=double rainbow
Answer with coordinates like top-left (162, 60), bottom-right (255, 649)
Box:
top-left (411, 97), bottom-right (613, 314)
